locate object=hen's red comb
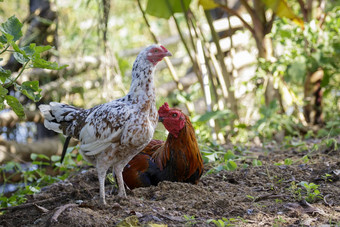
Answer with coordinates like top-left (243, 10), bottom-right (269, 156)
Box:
top-left (160, 45), bottom-right (168, 52)
top-left (158, 102), bottom-right (170, 115)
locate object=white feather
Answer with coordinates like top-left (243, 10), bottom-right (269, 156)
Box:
top-left (38, 104), bottom-right (54, 121)
top-left (43, 120), bottom-right (62, 133)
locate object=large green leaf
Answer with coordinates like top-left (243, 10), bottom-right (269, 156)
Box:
top-left (0, 15), bottom-right (23, 43)
top-left (145, 0), bottom-right (191, 19)
top-left (17, 81), bottom-right (42, 102)
top-left (5, 95), bottom-right (25, 118)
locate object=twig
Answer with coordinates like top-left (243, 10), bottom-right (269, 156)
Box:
top-left (50, 203), bottom-right (79, 223)
top-left (323, 194), bottom-right (333, 207)
top-left (33, 203), bottom-right (49, 213)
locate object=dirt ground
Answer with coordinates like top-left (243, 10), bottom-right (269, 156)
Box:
top-left (1, 137), bottom-right (339, 226)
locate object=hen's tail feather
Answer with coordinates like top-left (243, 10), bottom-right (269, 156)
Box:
top-left (61, 136), bottom-right (71, 163)
top-left (39, 102), bottom-right (82, 135)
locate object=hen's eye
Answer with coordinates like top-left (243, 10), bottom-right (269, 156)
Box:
top-left (172, 113), bottom-right (177, 117)
top-left (154, 49), bottom-right (158, 53)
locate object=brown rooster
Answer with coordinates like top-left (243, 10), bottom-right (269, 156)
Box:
top-left (122, 102), bottom-right (203, 189)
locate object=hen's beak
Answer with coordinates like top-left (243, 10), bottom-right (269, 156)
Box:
top-left (164, 51), bottom-right (172, 57)
top-left (158, 116), bottom-right (164, 122)
top-left (160, 45), bottom-right (172, 57)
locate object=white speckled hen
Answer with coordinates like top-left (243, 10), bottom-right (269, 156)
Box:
top-left (39, 44), bottom-right (171, 205)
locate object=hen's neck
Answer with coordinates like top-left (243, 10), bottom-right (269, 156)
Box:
top-left (127, 57), bottom-right (156, 105)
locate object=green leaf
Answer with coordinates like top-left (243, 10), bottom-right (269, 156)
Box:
top-left (13, 52), bottom-right (29, 64)
top-left (225, 160), bottom-right (238, 170)
top-left (0, 86), bottom-right (8, 97)
top-left (195, 109), bottom-right (231, 122)
top-left (224, 150), bottom-right (235, 161)
top-left (30, 153), bottom-right (38, 161)
top-left (5, 95), bottom-right (25, 117)
top-left (36, 153), bottom-right (50, 161)
top-left (21, 44), bottom-right (36, 57)
top-left (0, 66), bottom-right (11, 83)
top-left (0, 15), bottom-right (23, 42)
top-left (252, 159), bottom-right (262, 166)
top-left (51, 155), bottom-right (61, 162)
top-left (34, 45), bottom-right (52, 54)
top-left (18, 81), bottom-right (42, 102)
top-left (32, 58), bottom-right (67, 70)
top-left (145, 0), bottom-right (191, 19)
top-left (284, 158), bottom-right (293, 165)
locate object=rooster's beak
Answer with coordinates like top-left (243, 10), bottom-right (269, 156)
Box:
top-left (158, 116), bottom-right (164, 122)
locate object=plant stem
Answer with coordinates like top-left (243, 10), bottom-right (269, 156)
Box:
top-left (5, 60), bottom-right (30, 88)
top-left (0, 44), bottom-right (10, 55)
top-left (205, 10), bottom-right (238, 119)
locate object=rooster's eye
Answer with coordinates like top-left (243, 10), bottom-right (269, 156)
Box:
top-left (154, 49), bottom-right (158, 53)
top-left (172, 113), bottom-right (177, 117)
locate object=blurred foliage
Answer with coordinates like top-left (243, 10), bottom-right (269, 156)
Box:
top-left (0, 15), bottom-right (66, 117)
top-left (0, 146), bottom-right (84, 208)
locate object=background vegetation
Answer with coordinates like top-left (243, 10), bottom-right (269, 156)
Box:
top-left (0, 0), bottom-right (339, 210)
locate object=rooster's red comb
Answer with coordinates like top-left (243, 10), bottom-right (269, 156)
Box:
top-left (158, 102), bottom-right (170, 115)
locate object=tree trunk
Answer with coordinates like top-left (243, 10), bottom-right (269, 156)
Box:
top-left (303, 69), bottom-right (324, 124)
top-left (0, 137), bottom-right (62, 164)
top-left (0, 137), bottom-right (78, 164)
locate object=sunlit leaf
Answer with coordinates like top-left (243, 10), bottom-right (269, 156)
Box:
top-left (262, 0), bottom-right (304, 28)
top-left (51, 155), bottom-right (61, 162)
top-left (18, 81), bottom-right (42, 102)
top-left (198, 0), bottom-right (218, 10)
top-left (34, 45), bottom-right (52, 54)
top-left (30, 153), bottom-right (38, 161)
top-left (145, 0), bottom-right (191, 19)
top-left (5, 95), bottom-right (25, 117)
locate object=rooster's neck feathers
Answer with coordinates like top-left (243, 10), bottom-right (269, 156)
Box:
top-left (153, 115), bottom-right (203, 178)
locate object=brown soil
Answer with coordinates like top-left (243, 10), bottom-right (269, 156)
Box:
top-left (1, 138), bottom-right (340, 226)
